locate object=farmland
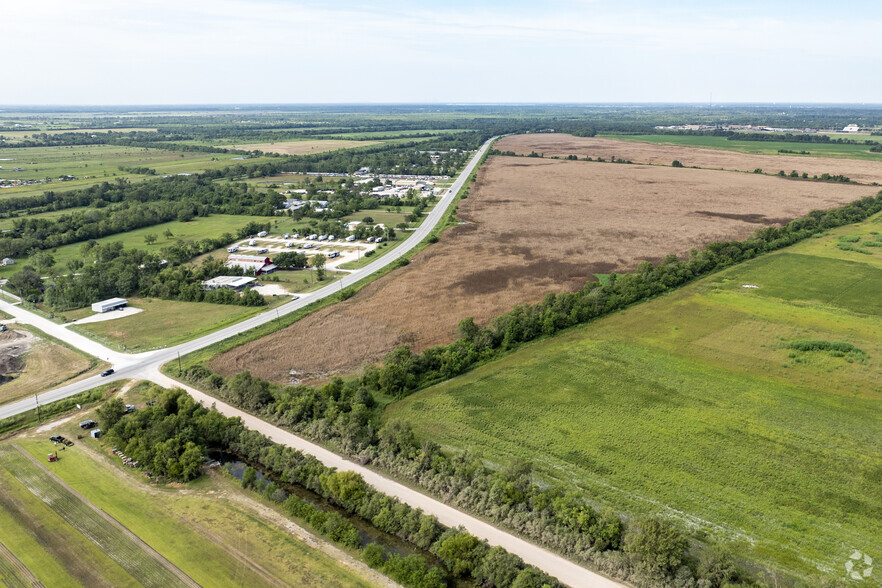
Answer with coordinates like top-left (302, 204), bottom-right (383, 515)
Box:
top-left (495, 134), bottom-right (882, 184)
top-left (0, 144), bottom-right (276, 199)
top-left (226, 139), bottom-right (384, 155)
top-left (385, 216), bottom-right (882, 583)
top-left (0, 433), bottom-right (380, 588)
top-left (212, 154), bottom-right (875, 386)
top-left (603, 132), bottom-right (882, 161)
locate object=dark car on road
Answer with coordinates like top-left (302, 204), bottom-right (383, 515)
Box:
top-left (100, 369), bottom-right (114, 377)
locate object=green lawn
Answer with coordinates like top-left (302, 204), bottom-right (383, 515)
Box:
top-left (385, 216), bottom-right (882, 584)
top-left (75, 296), bottom-right (288, 351)
top-left (0, 213), bottom-right (281, 278)
top-left (602, 133), bottom-right (882, 161)
top-left (2, 435), bottom-right (376, 588)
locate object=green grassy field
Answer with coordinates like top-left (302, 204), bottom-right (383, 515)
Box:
top-left (386, 217), bottom-right (882, 584)
top-left (601, 133), bottom-right (882, 161)
top-left (0, 213), bottom-right (281, 278)
top-left (0, 435), bottom-right (377, 588)
top-left (74, 296), bottom-right (288, 351)
top-left (0, 144), bottom-right (276, 199)
top-left (0, 445), bottom-right (184, 587)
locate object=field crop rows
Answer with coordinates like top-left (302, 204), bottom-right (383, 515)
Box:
top-left (386, 215), bottom-right (882, 583)
top-left (0, 446), bottom-right (191, 588)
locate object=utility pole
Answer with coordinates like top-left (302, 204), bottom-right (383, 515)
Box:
top-left (177, 351), bottom-right (182, 375)
top-left (34, 394), bottom-right (41, 423)
top-left (275, 309), bottom-right (280, 328)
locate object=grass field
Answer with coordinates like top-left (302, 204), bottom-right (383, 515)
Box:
top-left (226, 139), bottom-right (383, 155)
top-left (0, 434), bottom-right (377, 588)
top-left (385, 216), bottom-right (882, 584)
top-left (0, 144), bottom-right (276, 199)
top-left (75, 296), bottom-right (288, 351)
top-left (603, 133), bottom-right (882, 161)
top-left (0, 213), bottom-right (281, 277)
top-left (0, 445), bottom-right (187, 587)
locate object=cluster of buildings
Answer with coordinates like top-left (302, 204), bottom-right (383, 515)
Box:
top-left (655, 124), bottom-right (865, 134)
top-left (225, 254), bottom-right (277, 276)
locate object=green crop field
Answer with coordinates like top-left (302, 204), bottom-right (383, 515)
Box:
top-left (602, 133), bottom-right (882, 161)
top-left (0, 445), bottom-right (186, 587)
top-left (386, 216), bottom-right (882, 584)
top-left (74, 296), bottom-right (288, 351)
top-left (0, 436), bottom-right (376, 588)
top-left (0, 213), bottom-right (281, 278)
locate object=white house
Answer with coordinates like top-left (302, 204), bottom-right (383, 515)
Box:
top-left (843, 124), bottom-right (860, 133)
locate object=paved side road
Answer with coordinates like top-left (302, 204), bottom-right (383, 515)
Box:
top-left (150, 371), bottom-right (623, 588)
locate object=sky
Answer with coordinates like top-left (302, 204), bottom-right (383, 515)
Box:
top-left (4, 0), bottom-right (881, 105)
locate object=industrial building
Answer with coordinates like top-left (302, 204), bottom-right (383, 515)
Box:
top-left (201, 276), bottom-right (258, 291)
top-left (91, 298), bottom-right (127, 313)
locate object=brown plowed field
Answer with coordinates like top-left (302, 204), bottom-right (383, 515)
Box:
top-left (213, 156), bottom-right (875, 386)
top-left (496, 134), bottom-right (882, 185)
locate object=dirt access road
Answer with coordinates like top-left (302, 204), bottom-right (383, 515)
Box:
top-left (215, 154), bottom-right (874, 386)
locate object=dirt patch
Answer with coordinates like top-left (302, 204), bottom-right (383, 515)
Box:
top-left (496, 134), bottom-right (882, 185)
top-left (226, 140), bottom-right (383, 156)
top-left (213, 156), bottom-right (874, 386)
top-left (0, 329), bottom-right (33, 384)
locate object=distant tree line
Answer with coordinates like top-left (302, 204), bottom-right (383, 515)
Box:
top-left (98, 386), bottom-right (563, 588)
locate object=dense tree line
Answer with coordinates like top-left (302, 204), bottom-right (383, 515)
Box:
top-left (0, 200), bottom-right (206, 259)
top-left (98, 386), bottom-right (563, 588)
top-left (183, 192), bottom-right (882, 587)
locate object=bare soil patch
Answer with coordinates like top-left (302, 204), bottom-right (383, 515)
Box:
top-left (227, 140), bottom-right (383, 156)
top-left (213, 156), bottom-right (874, 386)
top-left (0, 327), bottom-right (95, 404)
top-left (497, 133), bottom-right (882, 185)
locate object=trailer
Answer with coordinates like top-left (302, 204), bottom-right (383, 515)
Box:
top-left (327, 251), bottom-right (340, 259)
top-left (257, 231), bottom-right (268, 237)
top-left (227, 246), bottom-right (239, 253)
top-left (345, 235), bottom-right (356, 242)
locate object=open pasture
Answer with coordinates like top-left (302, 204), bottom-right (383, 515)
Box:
top-left (496, 133), bottom-right (882, 184)
top-left (212, 155), bottom-right (873, 386)
top-left (227, 139), bottom-right (383, 155)
top-left (0, 144), bottom-right (276, 199)
top-left (385, 217), bottom-right (882, 584)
